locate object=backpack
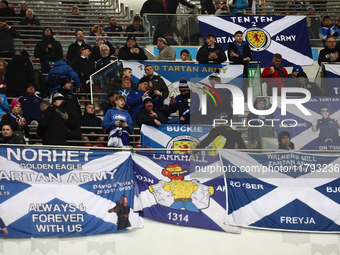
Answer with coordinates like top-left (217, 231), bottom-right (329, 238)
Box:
top-left (46, 70), bottom-right (71, 89)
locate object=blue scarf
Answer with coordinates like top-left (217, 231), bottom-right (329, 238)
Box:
top-left (232, 41), bottom-right (247, 56)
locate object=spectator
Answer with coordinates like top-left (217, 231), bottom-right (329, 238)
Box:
top-left (144, 64), bottom-right (169, 99)
top-left (0, 0), bottom-right (16, 17)
top-left (228, 0), bottom-right (248, 15)
top-left (104, 16), bottom-right (123, 37)
top-left (0, 18), bottom-right (20, 59)
top-left (37, 98), bottom-right (68, 145)
top-left (103, 90), bottom-right (118, 115)
top-left (19, 9), bottom-right (40, 26)
top-left (55, 84), bottom-right (82, 142)
top-left (95, 44), bottom-right (117, 71)
top-left (215, 1), bottom-right (222, 11)
top-left (105, 67), bottom-right (136, 94)
top-left (82, 103), bottom-right (105, 145)
top-left (257, 0), bottom-right (273, 14)
top-left (261, 53), bottom-right (288, 96)
top-left (118, 36), bottom-right (148, 61)
top-left (179, 49), bottom-right (193, 61)
top-left (291, 65), bottom-right (303, 76)
top-left (278, 131), bottom-right (295, 150)
top-left (169, 77), bottom-right (199, 124)
top-left (153, 16), bottom-right (180, 45)
top-left (125, 15), bottom-right (146, 38)
top-left (140, 0), bottom-right (166, 29)
top-left (118, 76), bottom-right (132, 99)
top-left (154, 37), bottom-right (176, 60)
top-left (6, 50), bottom-right (35, 97)
top-left (319, 16), bottom-right (339, 45)
top-left (17, 2), bottom-right (28, 17)
top-left (306, 6), bottom-right (320, 43)
top-left (34, 27), bottom-right (63, 73)
top-left (0, 59), bottom-right (7, 94)
top-left (165, 0), bottom-right (194, 14)
top-left (336, 15), bottom-right (340, 30)
top-left (136, 95), bottom-right (168, 127)
top-left (127, 78), bottom-right (151, 120)
top-left (196, 33), bottom-right (226, 64)
top-left (296, 71), bottom-right (323, 96)
top-left (68, 5), bottom-right (86, 28)
top-left (57, 78), bottom-right (82, 127)
top-left (201, 0), bottom-right (215, 14)
top-left (102, 95), bottom-right (133, 148)
top-left (113, 45), bottom-right (120, 58)
top-left (318, 35), bottom-right (340, 65)
top-left (215, 3), bottom-right (230, 15)
top-left (179, 13), bottom-right (201, 46)
top-left (1, 124), bottom-right (25, 144)
top-left (227, 30), bottom-right (252, 95)
top-left (91, 38), bottom-right (114, 61)
top-left (71, 46), bottom-right (95, 92)
top-left (18, 84), bottom-right (43, 125)
top-left (45, 59), bottom-right (81, 95)
top-left (18, 9), bottom-right (41, 39)
top-left (1, 99), bottom-right (29, 141)
top-left (0, 91), bottom-right (9, 117)
top-left (66, 28), bottom-right (91, 63)
top-left (90, 25), bottom-right (105, 37)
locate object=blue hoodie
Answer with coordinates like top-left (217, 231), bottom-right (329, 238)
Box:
top-left (101, 107), bottom-right (133, 133)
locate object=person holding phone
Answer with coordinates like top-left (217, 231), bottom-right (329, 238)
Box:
top-left (196, 33), bottom-right (226, 64)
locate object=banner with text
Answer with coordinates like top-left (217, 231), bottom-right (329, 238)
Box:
top-left (220, 150), bottom-right (340, 232)
top-left (0, 147), bottom-right (142, 237)
top-left (132, 152), bottom-right (240, 233)
top-left (198, 15), bottom-right (313, 67)
top-left (324, 64), bottom-right (340, 96)
top-left (272, 97), bottom-right (340, 150)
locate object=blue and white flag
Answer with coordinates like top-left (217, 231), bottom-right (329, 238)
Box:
top-left (272, 97), bottom-right (340, 150)
top-left (132, 152), bottom-right (240, 233)
top-left (198, 15), bottom-right (313, 67)
top-left (122, 61), bottom-right (244, 103)
top-left (324, 64), bottom-right (340, 96)
top-left (220, 149), bottom-right (340, 232)
top-left (141, 124), bottom-right (213, 152)
top-left (0, 147), bottom-right (142, 237)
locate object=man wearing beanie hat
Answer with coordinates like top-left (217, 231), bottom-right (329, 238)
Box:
top-left (118, 35), bottom-right (147, 60)
top-left (278, 130), bottom-right (295, 150)
top-left (155, 37), bottom-right (176, 60)
top-left (296, 71), bottom-right (323, 96)
top-left (0, 1), bottom-right (16, 17)
top-left (125, 15), bottom-right (146, 38)
top-left (126, 78), bottom-right (151, 120)
top-left (38, 95), bottom-right (68, 145)
top-left (169, 77), bottom-right (200, 124)
top-left (136, 95), bottom-right (168, 128)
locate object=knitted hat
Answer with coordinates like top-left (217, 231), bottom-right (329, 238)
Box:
top-left (296, 71), bottom-right (307, 78)
top-left (292, 65), bottom-right (303, 73)
top-left (307, 5), bottom-right (315, 13)
top-left (209, 72), bottom-right (221, 82)
top-left (1, 1), bottom-right (9, 8)
top-left (60, 78), bottom-right (71, 87)
top-left (121, 76), bottom-right (131, 83)
top-left (79, 46), bottom-right (91, 53)
top-left (52, 92), bottom-right (64, 103)
top-left (20, 50), bottom-right (30, 58)
top-left (143, 95), bottom-right (153, 105)
top-left (10, 99), bottom-right (21, 111)
top-left (138, 76), bottom-right (148, 84)
top-left (278, 131), bottom-right (290, 143)
top-left (179, 77), bottom-right (189, 91)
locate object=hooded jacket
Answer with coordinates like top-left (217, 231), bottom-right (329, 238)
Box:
top-left (118, 42), bottom-right (147, 60)
top-left (34, 27), bottom-right (63, 63)
top-left (6, 54), bottom-right (35, 94)
top-left (196, 42), bottom-right (227, 64)
top-left (82, 109), bottom-right (103, 135)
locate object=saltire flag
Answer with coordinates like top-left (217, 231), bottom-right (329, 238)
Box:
top-left (140, 124), bottom-right (213, 152)
top-left (324, 64), bottom-right (340, 96)
top-left (272, 97), bottom-right (340, 150)
top-left (220, 149), bottom-right (340, 232)
top-left (198, 15), bottom-right (313, 67)
top-left (132, 152), bottom-right (240, 233)
top-left (0, 147), bottom-right (142, 237)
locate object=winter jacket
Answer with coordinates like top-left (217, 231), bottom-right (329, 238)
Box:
top-left (136, 107), bottom-right (168, 128)
top-left (0, 27), bottom-right (20, 53)
top-left (66, 41), bottom-right (91, 63)
top-left (18, 93), bottom-right (43, 123)
top-left (118, 43), bottom-right (148, 60)
top-left (34, 27), bottom-right (63, 63)
top-left (196, 42), bottom-right (227, 64)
